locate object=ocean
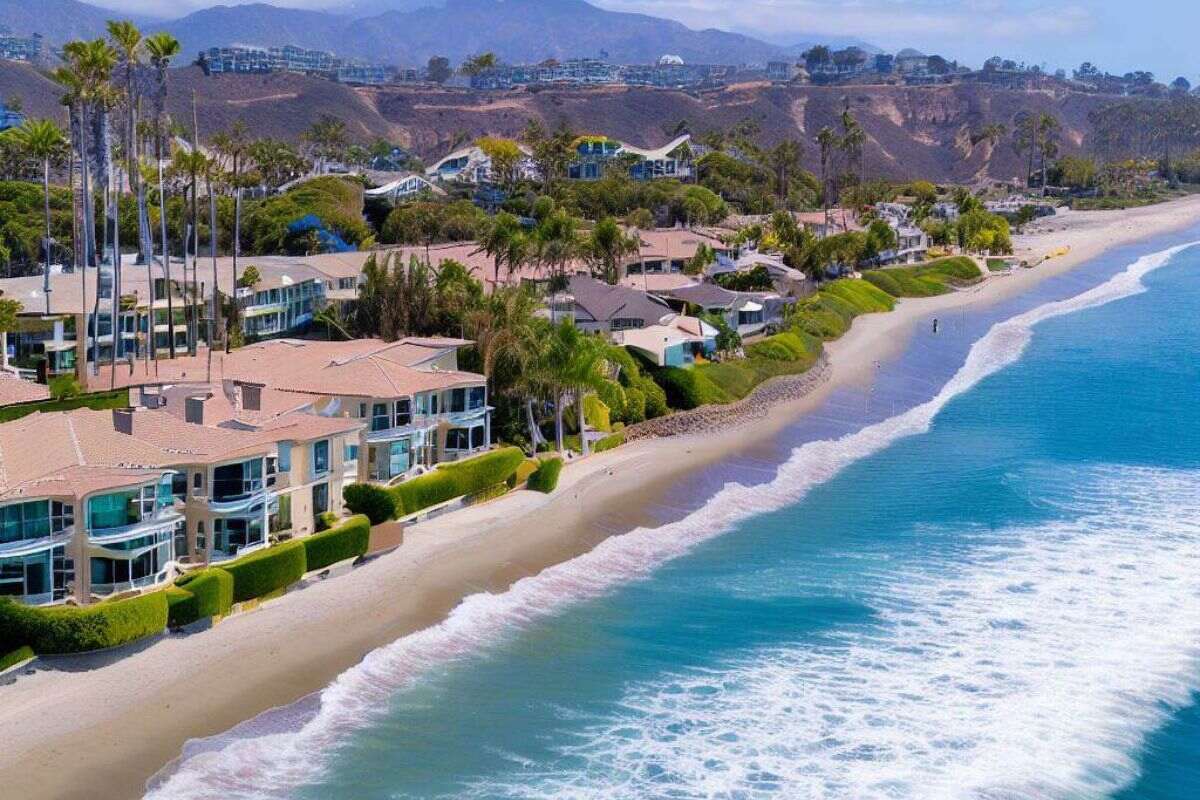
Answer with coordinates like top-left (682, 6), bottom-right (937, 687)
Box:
top-left (147, 231), bottom-right (1200, 800)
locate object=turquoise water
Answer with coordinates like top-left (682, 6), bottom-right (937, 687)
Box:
top-left (149, 234), bottom-right (1200, 799)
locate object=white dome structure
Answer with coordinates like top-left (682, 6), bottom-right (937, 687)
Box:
top-left (658, 54), bottom-right (684, 66)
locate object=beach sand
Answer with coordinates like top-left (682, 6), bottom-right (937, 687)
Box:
top-left (2, 195), bottom-right (1199, 800)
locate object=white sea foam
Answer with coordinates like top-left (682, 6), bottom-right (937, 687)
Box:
top-left (144, 242), bottom-right (1199, 799)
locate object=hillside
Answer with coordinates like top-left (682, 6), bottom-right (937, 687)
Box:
top-left (367, 82), bottom-right (1113, 183)
top-left (2, 60), bottom-right (1118, 184)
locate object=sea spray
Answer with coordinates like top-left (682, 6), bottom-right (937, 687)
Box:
top-left (145, 241), bottom-right (1200, 800)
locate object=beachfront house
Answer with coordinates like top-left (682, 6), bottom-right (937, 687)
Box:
top-left (549, 276), bottom-right (677, 334)
top-left (659, 283), bottom-right (789, 338)
top-left (613, 315), bottom-right (718, 367)
top-left (220, 338), bottom-right (492, 485)
top-left (364, 173), bottom-right (442, 203)
top-left (619, 228), bottom-right (727, 291)
top-left (425, 144), bottom-right (536, 186)
top-left (0, 410), bottom-right (183, 606)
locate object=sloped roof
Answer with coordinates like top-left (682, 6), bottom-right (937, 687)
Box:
top-left (564, 276), bottom-right (673, 326)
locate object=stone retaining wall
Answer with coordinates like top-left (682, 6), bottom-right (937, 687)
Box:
top-left (624, 355), bottom-right (832, 441)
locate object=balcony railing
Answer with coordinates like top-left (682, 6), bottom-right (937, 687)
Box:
top-left (91, 571), bottom-right (169, 596)
top-left (88, 511), bottom-right (182, 545)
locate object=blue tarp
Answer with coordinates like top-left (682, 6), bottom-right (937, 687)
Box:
top-left (287, 214), bottom-right (357, 253)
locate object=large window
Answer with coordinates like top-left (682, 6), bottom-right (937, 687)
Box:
top-left (213, 516), bottom-right (264, 556)
top-left (0, 500), bottom-right (72, 544)
top-left (312, 483), bottom-right (329, 515)
top-left (445, 429), bottom-right (470, 451)
top-left (212, 460), bottom-right (264, 502)
top-left (371, 402), bottom-right (391, 431)
top-left (394, 398), bottom-right (412, 427)
top-left (89, 529), bottom-right (172, 591)
top-left (451, 388), bottom-right (466, 414)
top-left (270, 494), bottom-right (292, 533)
top-left (313, 440), bottom-right (330, 475)
top-left (88, 491), bottom-right (138, 531)
top-left (468, 387), bottom-right (486, 411)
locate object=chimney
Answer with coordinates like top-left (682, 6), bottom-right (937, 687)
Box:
top-left (112, 407), bottom-right (135, 435)
top-left (185, 394), bottom-right (207, 425)
top-left (241, 383), bottom-right (263, 412)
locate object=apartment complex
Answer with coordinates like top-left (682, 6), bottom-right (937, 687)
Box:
top-left (0, 390), bottom-right (362, 607)
top-left (199, 45), bottom-right (394, 85)
top-left (0, 28), bottom-right (42, 63)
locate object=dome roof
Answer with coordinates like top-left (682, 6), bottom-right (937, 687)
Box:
top-left (658, 54), bottom-right (685, 66)
top-left (896, 48), bottom-right (926, 58)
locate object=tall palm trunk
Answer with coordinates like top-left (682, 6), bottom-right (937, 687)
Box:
top-left (41, 157), bottom-right (52, 314)
top-left (207, 170), bottom-right (220, 371)
top-left (576, 389), bottom-right (590, 456)
top-left (554, 394), bottom-right (565, 453)
top-left (157, 152), bottom-right (174, 358)
top-left (524, 398), bottom-right (542, 457)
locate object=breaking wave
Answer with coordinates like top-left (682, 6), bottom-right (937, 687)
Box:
top-left (145, 242), bottom-right (1198, 799)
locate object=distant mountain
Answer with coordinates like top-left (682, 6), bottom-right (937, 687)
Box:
top-left (161, 3), bottom-right (349, 56)
top-left (0, 0), bottom-right (113, 41)
top-left (327, 0), bottom-right (440, 16)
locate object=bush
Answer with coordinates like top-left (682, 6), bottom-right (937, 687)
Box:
top-left (623, 386), bottom-right (647, 423)
top-left (315, 511), bottom-right (337, 532)
top-left (223, 540), bottom-right (308, 604)
top-left (507, 457), bottom-right (541, 488)
top-left (391, 446), bottom-right (525, 517)
top-left (746, 331), bottom-right (818, 362)
top-left (343, 483), bottom-right (396, 525)
top-left (0, 388), bottom-right (130, 424)
top-left (594, 432), bottom-right (625, 453)
top-left (0, 644), bottom-right (34, 671)
top-left (605, 346), bottom-right (642, 387)
top-left (862, 257), bottom-right (982, 298)
top-left (304, 515), bottom-right (371, 572)
top-left (0, 592), bottom-right (167, 655)
top-left (656, 366), bottom-right (729, 409)
top-left (595, 379), bottom-right (627, 424)
top-left (635, 375), bottom-right (669, 418)
top-left (527, 457), bottom-right (564, 493)
top-left (584, 394), bottom-right (611, 432)
top-left (166, 567), bottom-right (235, 627)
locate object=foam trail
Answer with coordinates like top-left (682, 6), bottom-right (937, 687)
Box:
top-left (145, 242), bottom-right (1198, 799)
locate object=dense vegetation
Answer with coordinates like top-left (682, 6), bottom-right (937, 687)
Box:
top-left (862, 257), bottom-right (983, 298)
top-left (0, 592), bottom-right (168, 655)
top-left (526, 457), bottom-right (564, 493)
top-left (346, 447), bottom-right (526, 518)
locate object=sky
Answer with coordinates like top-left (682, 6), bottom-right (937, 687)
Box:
top-left (92, 0), bottom-right (1198, 81)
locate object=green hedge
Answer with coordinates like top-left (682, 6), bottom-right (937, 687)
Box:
top-left (223, 540), bottom-right (307, 604)
top-left (0, 389), bottom-right (129, 424)
top-left (527, 457), bottom-right (564, 493)
top-left (343, 483), bottom-right (396, 524)
top-left (594, 432), bottom-right (625, 453)
top-left (656, 366), bottom-right (729, 409)
top-left (634, 375), bottom-right (668, 418)
top-left (507, 457), bottom-right (541, 488)
top-left (746, 331), bottom-right (821, 363)
top-left (0, 592), bottom-right (168, 655)
top-left (167, 568), bottom-right (235, 627)
top-left (862, 257), bottom-right (983, 298)
top-left (0, 644), bottom-right (34, 671)
top-left (390, 447), bottom-right (524, 517)
top-left (304, 514), bottom-right (371, 572)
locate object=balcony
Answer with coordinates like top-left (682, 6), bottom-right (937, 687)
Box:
top-left (365, 414), bottom-right (440, 444)
top-left (90, 570), bottom-right (169, 596)
top-left (88, 511), bottom-right (182, 546)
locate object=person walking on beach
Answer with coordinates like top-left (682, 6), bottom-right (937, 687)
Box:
top-left (933, 318), bottom-right (940, 334)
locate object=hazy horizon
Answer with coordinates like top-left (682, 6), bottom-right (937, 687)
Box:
top-left (82, 0), bottom-right (1200, 83)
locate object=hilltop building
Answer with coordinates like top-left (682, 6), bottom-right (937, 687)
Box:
top-left (0, 27), bottom-right (42, 63)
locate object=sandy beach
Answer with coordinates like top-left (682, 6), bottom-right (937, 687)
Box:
top-left (2, 194), bottom-right (1199, 800)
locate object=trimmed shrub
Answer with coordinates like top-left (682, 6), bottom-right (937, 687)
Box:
top-left (223, 540), bottom-right (308, 604)
top-left (595, 380), bottom-right (627, 424)
top-left (0, 644), bottom-right (34, 671)
top-left (656, 366), bottom-right (729, 409)
top-left (0, 592), bottom-right (168, 655)
top-left (862, 257), bottom-right (983, 298)
top-left (304, 515), bottom-right (371, 572)
top-left (605, 345), bottom-right (642, 387)
top-left (527, 457), bottom-right (564, 493)
top-left (746, 331), bottom-right (817, 362)
top-left (167, 568), bottom-right (235, 627)
top-left (391, 446), bottom-right (525, 517)
top-left (507, 457), bottom-right (541, 488)
top-left (594, 432), bottom-right (625, 453)
top-left (635, 376), bottom-right (668, 418)
top-left (343, 483), bottom-right (396, 525)
top-left (584, 394), bottom-right (612, 432)
top-left (315, 511), bottom-right (337, 532)
top-left (623, 387), bottom-right (647, 423)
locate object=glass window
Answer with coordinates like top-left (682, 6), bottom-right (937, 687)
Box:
top-left (471, 426), bottom-right (485, 449)
top-left (468, 387), bottom-right (485, 410)
top-left (278, 443), bottom-right (292, 472)
top-left (446, 429), bottom-right (470, 450)
top-left (344, 443), bottom-right (358, 463)
top-left (395, 398), bottom-right (412, 427)
top-left (312, 483), bottom-right (329, 515)
top-left (270, 494), bottom-right (292, 533)
top-left (313, 440), bottom-right (330, 475)
top-left (372, 402), bottom-right (391, 431)
top-left (389, 440), bottom-right (410, 476)
top-left (88, 492), bottom-right (137, 530)
top-left (451, 389), bottom-right (466, 413)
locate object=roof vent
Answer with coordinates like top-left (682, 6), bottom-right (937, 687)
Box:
top-left (112, 407), bottom-right (135, 435)
top-left (185, 394), bottom-right (209, 426)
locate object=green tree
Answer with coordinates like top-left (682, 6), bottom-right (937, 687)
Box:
top-left (768, 139), bottom-right (804, 205)
top-left (426, 56), bottom-right (452, 84)
top-left (474, 211), bottom-right (528, 287)
top-left (303, 114), bottom-right (347, 174)
top-left (144, 31), bottom-right (182, 357)
top-left (459, 52), bottom-right (498, 76)
top-left (11, 120), bottom-right (67, 312)
top-left (583, 216), bottom-right (639, 285)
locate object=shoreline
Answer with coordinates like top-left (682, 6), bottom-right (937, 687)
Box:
top-left (2, 195), bottom-right (1199, 800)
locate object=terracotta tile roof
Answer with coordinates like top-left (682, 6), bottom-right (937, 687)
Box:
top-left (0, 375), bottom-right (50, 406)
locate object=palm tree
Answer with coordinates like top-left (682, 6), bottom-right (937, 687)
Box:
top-left (768, 139), bottom-right (803, 206)
top-left (474, 211), bottom-right (526, 288)
top-left (144, 31), bottom-right (181, 357)
top-left (1036, 113), bottom-right (1062, 196)
top-left (107, 20), bottom-right (153, 269)
top-left (54, 38), bottom-right (117, 373)
top-left (211, 119), bottom-right (252, 349)
top-left (170, 148), bottom-right (207, 354)
top-left (816, 126), bottom-right (838, 225)
top-left (839, 109), bottom-right (866, 185)
top-left (584, 217), bottom-right (639, 285)
top-left (12, 120), bottom-right (67, 313)
top-left (1012, 112), bottom-right (1038, 189)
top-left (465, 287), bottom-right (536, 403)
top-left (303, 115), bottom-right (347, 175)
top-left (533, 209), bottom-right (580, 287)
top-left (542, 320), bottom-right (606, 455)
